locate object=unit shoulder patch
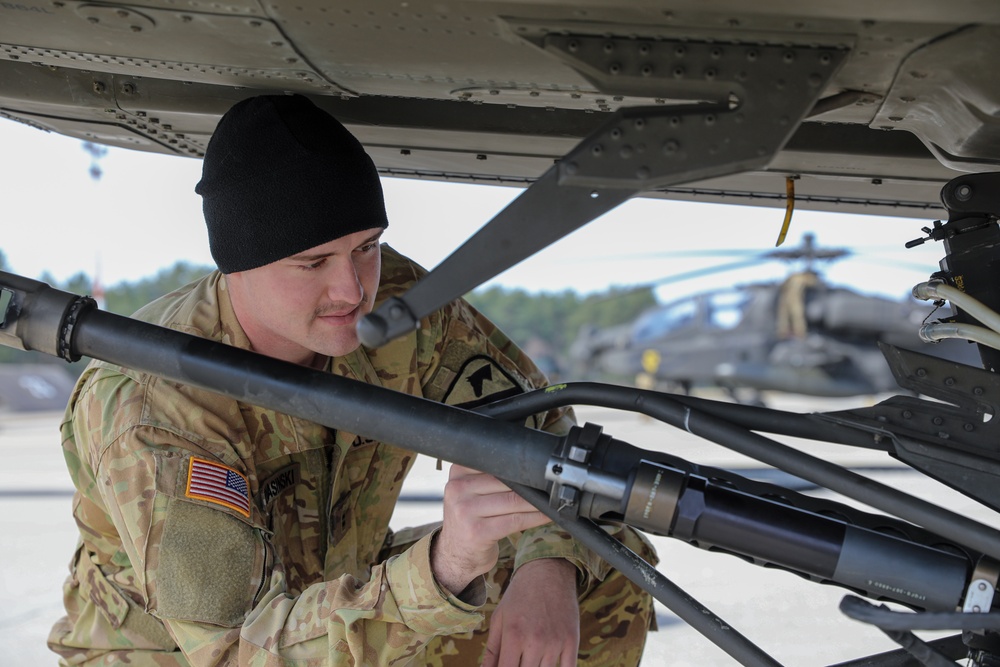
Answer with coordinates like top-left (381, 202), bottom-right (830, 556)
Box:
top-left (441, 355), bottom-right (525, 410)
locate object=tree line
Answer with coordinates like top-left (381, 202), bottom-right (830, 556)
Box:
top-left (0, 249), bottom-right (656, 375)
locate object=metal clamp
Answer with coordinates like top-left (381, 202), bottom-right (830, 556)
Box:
top-left (59, 296), bottom-right (97, 362)
top-left (0, 271), bottom-right (96, 360)
top-left (965, 558), bottom-right (1000, 617)
top-left (965, 579), bottom-right (996, 614)
top-left (545, 422), bottom-right (627, 513)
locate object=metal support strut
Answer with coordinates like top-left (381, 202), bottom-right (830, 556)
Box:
top-left (358, 38), bottom-right (849, 347)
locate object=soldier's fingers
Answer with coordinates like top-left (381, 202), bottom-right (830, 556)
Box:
top-left (481, 642), bottom-right (498, 667)
top-left (482, 620), bottom-right (502, 667)
top-left (471, 488), bottom-right (541, 518)
top-left (447, 463), bottom-right (483, 480)
top-left (446, 469), bottom-right (511, 496)
top-left (487, 509), bottom-right (551, 537)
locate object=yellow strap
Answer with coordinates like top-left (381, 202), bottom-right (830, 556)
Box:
top-left (775, 176), bottom-right (796, 247)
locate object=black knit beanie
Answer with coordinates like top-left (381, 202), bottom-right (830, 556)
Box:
top-left (196, 94), bottom-right (388, 274)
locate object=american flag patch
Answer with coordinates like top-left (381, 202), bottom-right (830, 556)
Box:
top-left (185, 457), bottom-right (251, 518)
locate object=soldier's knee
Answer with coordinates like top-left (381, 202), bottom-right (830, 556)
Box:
top-left (577, 566), bottom-right (654, 667)
top-left (575, 526), bottom-right (657, 667)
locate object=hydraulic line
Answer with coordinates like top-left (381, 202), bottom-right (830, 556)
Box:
top-left (484, 384), bottom-right (884, 449)
top-left (914, 280), bottom-right (1000, 336)
top-left (841, 596), bottom-right (1000, 631)
top-left (919, 322), bottom-right (1000, 351)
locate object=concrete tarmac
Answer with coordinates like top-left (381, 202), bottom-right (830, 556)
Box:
top-left (3, 393), bottom-right (997, 665)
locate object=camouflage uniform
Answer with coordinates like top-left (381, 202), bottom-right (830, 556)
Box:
top-left (49, 245), bottom-right (657, 666)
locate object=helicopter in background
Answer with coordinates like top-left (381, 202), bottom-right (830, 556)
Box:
top-left (568, 234), bottom-right (978, 402)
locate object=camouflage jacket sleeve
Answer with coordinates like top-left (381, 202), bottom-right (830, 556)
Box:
top-left (169, 533), bottom-right (485, 666)
top-left (69, 364), bottom-right (485, 666)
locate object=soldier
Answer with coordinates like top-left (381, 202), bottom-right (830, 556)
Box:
top-left (48, 94), bottom-right (657, 666)
top-left (776, 269), bottom-right (821, 339)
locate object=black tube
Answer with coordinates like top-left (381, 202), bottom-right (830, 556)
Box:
top-left (840, 596), bottom-right (1000, 631)
top-left (478, 381), bottom-right (885, 449)
top-left (670, 475), bottom-right (845, 575)
top-left (480, 382), bottom-right (1000, 563)
top-left (638, 469), bottom-right (968, 611)
top-left (834, 525), bottom-right (968, 611)
top-left (70, 308), bottom-right (559, 490)
top-left (829, 634), bottom-right (969, 667)
top-left (877, 630), bottom-right (959, 667)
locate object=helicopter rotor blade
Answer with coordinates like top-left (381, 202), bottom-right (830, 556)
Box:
top-left (571, 234), bottom-right (856, 265)
top-left (643, 258), bottom-right (774, 288)
top-left (588, 248), bottom-right (772, 261)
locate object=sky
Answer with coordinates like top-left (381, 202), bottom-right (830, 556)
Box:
top-left (0, 116), bottom-right (951, 303)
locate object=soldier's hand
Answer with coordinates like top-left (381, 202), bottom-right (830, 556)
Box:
top-left (431, 464), bottom-right (551, 597)
top-left (484, 558), bottom-right (580, 667)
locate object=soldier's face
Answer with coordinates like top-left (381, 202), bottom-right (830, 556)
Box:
top-left (226, 227), bottom-right (384, 366)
